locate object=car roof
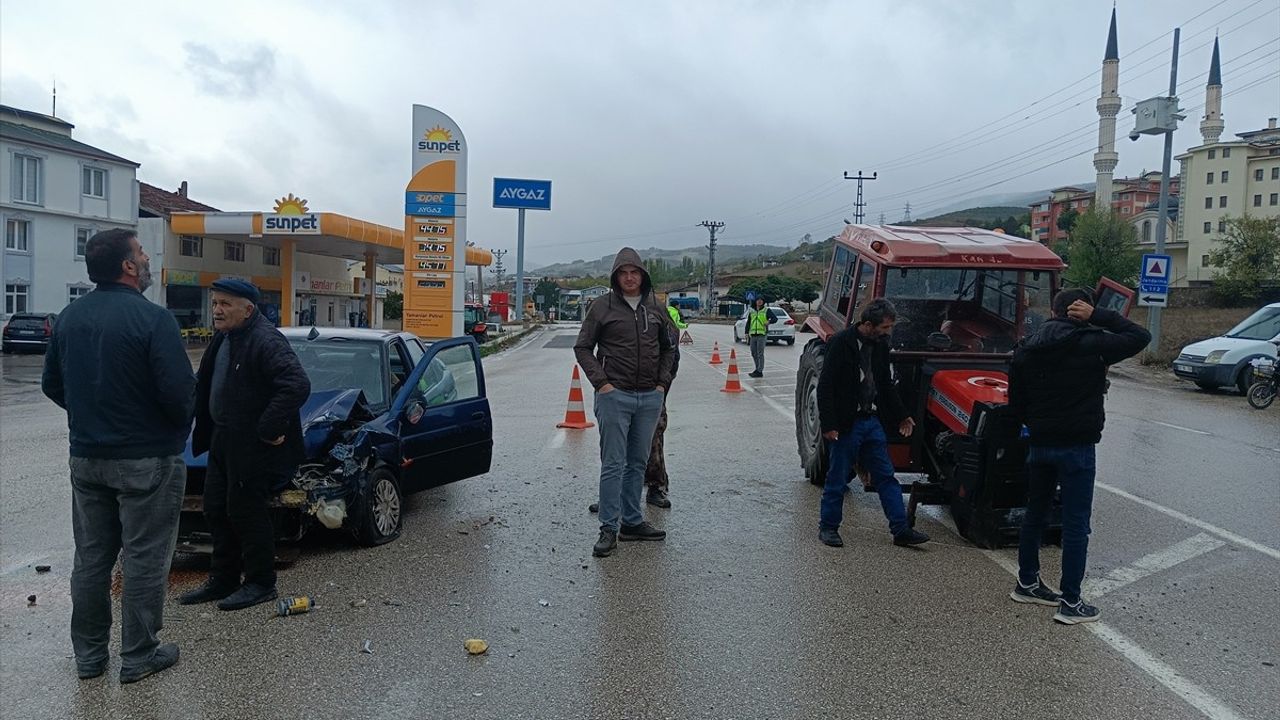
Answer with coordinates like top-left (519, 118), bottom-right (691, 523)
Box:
top-left (280, 326), bottom-right (419, 344)
top-left (839, 224), bottom-right (1065, 269)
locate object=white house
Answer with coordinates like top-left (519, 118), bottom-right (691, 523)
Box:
top-left (1, 105), bottom-right (139, 317)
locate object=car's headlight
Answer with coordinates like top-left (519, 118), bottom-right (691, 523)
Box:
top-left (1204, 350), bottom-right (1227, 364)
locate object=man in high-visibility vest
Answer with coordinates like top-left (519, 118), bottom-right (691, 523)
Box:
top-left (745, 297), bottom-right (777, 378)
top-left (643, 299), bottom-right (689, 508)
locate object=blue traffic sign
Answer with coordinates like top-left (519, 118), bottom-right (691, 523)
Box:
top-left (1140, 253), bottom-right (1172, 285)
top-left (493, 178), bottom-right (552, 211)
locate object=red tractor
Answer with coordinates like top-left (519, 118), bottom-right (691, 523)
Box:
top-left (794, 225), bottom-right (1129, 547)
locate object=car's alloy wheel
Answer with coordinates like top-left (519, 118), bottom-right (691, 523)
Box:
top-left (354, 468), bottom-right (403, 546)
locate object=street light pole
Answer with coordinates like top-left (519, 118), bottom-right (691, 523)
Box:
top-left (1149, 27), bottom-right (1180, 355)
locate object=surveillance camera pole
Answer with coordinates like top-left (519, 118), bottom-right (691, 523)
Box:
top-left (1148, 27), bottom-right (1180, 355)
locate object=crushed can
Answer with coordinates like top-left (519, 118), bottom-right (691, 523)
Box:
top-left (276, 596), bottom-right (315, 616)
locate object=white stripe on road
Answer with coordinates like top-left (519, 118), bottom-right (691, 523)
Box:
top-left (1096, 482), bottom-right (1280, 562)
top-left (980, 550), bottom-right (1249, 720)
top-left (549, 430), bottom-right (567, 450)
top-left (1148, 420), bottom-right (1212, 436)
top-left (1084, 533), bottom-right (1225, 598)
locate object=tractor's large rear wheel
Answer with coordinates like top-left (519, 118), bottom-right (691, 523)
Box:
top-left (796, 339), bottom-right (829, 487)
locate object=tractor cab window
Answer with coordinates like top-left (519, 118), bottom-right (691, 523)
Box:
top-left (822, 246), bottom-right (856, 320)
top-left (885, 267), bottom-right (1052, 353)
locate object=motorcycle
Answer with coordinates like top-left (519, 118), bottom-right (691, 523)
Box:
top-left (1246, 356), bottom-right (1277, 410)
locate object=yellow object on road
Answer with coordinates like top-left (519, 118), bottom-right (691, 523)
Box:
top-left (464, 638), bottom-right (489, 655)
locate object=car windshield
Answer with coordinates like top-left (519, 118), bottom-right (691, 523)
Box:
top-left (883, 267), bottom-right (1053, 353)
top-left (288, 338), bottom-right (386, 410)
top-left (1225, 307), bottom-right (1280, 341)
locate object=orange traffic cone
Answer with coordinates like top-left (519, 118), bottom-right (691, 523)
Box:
top-left (709, 341), bottom-right (723, 365)
top-left (721, 349), bottom-right (744, 393)
top-left (556, 366), bottom-right (595, 429)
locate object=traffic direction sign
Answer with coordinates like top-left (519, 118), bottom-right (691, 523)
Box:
top-left (1139, 292), bottom-right (1168, 308)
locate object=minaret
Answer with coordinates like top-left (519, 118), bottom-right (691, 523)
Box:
top-left (1200, 35), bottom-right (1224, 145)
top-left (1093, 7), bottom-right (1121, 211)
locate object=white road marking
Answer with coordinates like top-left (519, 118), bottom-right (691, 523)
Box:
top-left (548, 430), bottom-right (567, 450)
top-left (980, 550), bottom-right (1249, 720)
top-left (1084, 533), bottom-right (1225, 598)
top-left (1096, 482), bottom-right (1280, 562)
top-left (1148, 420), bottom-right (1212, 436)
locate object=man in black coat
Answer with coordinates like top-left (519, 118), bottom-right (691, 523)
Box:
top-left (816, 299), bottom-right (929, 549)
top-left (1007, 288), bottom-right (1149, 625)
top-left (178, 279), bottom-right (310, 611)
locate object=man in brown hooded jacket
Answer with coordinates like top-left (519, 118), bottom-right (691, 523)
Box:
top-left (574, 248), bottom-right (676, 557)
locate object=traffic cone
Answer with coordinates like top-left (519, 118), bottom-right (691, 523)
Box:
top-left (556, 366), bottom-right (595, 429)
top-left (709, 341), bottom-right (723, 365)
top-left (721, 349), bottom-right (744, 393)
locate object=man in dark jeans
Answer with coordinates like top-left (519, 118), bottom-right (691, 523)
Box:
top-left (1008, 288), bottom-right (1149, 625)
top-left (179, 279), bottom-right (310, 611)
top-left (816, 299), bottom-right (929, 549)
top-left (42, 229), bottom-right (196, 683)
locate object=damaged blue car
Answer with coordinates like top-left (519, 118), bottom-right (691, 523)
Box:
top-left (178, 329), bottom-right (493, 550)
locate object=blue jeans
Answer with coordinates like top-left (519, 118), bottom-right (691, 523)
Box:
top-left (69, 456), bottom-right (185, 673)
top-left (819, 417), bottom-right (908, 536)
top-left (594, 388), bottom-right (665, 531)
top-left (1018, 445), bottom-right (1096, 604)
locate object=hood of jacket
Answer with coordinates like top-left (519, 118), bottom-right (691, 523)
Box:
top-left (610, 247), bottom-right (652, 298)
top-left (1020, 317), bottom-right (1098, 355)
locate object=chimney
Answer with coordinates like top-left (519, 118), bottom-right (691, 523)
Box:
top-left (1270, 117), bottom-right (1278, 129)
top-left (178, 181), bottom-right (188, 198)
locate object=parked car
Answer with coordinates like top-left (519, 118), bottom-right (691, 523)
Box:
top-left (734, 306), bottom-right (796, 345)
top-left (2, 312), bottom-right (57, 353)
top-left (1173, 302), bottom-right (1280, 393)
top-left (178, 328), bottom-right (493, 550)
top-left (464, 303), bottom-right (489, 343)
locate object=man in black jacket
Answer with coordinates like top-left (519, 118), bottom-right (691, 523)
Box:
top-left (816, 299), bottom-right (929, 548)
top-left (1008, 288), bottom-right (1149, 625)
top-left (42, 229), bottom-right (195, 683)
top-left (178, 279), bottom-right (310, 611)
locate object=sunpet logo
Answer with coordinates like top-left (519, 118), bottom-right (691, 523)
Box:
top-left (263, 193), bottom-right (320, 234)
top-left (417, 126), bottom-right (462, 153)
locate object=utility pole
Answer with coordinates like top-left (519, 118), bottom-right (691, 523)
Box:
top-left (843, 170), bottom-right (877, 224)
top-left (903, 202), bottom-right (912, 223)
top-left (490, 248), bottom-right (508, 288)
top-left (877, 212), bottom-right (886, 225)
top-left (1148, 28), bottom-right (1182, 354)
top-left (698, 220), bottom-right (724, 312)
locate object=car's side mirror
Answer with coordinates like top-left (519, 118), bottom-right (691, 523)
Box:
top-left (404, 400), bottom-right (425, 425)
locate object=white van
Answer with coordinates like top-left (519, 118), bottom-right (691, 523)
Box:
top-left (1173, 302), bottom-right (1280, 393)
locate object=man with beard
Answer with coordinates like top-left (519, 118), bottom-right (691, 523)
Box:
top-left (43, 229), bottom-right (196, 683)
top-left (179, 279), bottom-right (309, 611)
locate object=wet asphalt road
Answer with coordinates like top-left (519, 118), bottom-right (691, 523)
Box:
top-left (0, 324), bottom-right (1276, 720)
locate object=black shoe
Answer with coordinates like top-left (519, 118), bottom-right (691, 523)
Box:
top-left (619, 522), bottom-right (666, 541)
top-left (177, 579), bottom-right (237, 605)
top-left (592, 529), bottom-right (618, 557)
top-left (588, 503), bottom-right (599, 514)
top-left (1054, 598), bottom-right (1102, 625)
top-left (819, 527), bottom-right (844, 547)
top-left (215, 583), bottom-right (278, 611)
top-left (119, 643), bottom-right (179, 684)
top-left (646, 488), bottom-right (671, 508)
top-left (1010, 577), bottom-right (1062, 607)
top-left (893, 528), bottom-right (930, 546)
top-left (77, 659), bottom-right (108, 680)
top-left (748, 371), bottom-right (763, 378)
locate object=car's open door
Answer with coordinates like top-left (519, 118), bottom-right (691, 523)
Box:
top-left (389, 337), bottom-right (492, 491)
top-left (1094, 277), bottom-right (1135, 317)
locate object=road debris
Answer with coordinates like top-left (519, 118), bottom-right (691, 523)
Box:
top-left (350, 598), bottom-right (368, 608)
top-left (26, 595), bottom-right (36, 606)
top-left (361, 639), bottom-right (374, 654)
top-left (538, 599), bottom-right (550, 607)
top-left (464, 638), bottom-right (488, 655)
top-left (35, 565), bottom-right (51, 573)
top-left (276, 596), bottom-right (315, 616)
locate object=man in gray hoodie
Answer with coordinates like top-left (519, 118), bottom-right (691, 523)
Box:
top-left (574, 248), bottom-right (676, 557)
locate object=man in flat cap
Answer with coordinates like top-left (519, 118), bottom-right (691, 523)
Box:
top-left (179, 279), bottom-right (310, 610)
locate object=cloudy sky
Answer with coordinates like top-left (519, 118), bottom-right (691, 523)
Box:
top-left (3, 0), bottom-right (1277, 267)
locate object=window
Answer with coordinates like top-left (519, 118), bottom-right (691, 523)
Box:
top-left (1206, 172), bottom-right (1214, 184)
top-left (1203, 221), bottom-right (1212, 234)
top-left (1121, 206), bottom-right (1130, 214)
top-left (1220, 171), bottom-right (1229, 183)
top-left (179, 235), bottom-right (203, 258)
top-left (1219, 196), bottom-right (1228, 208)
top-left (1202, 254), bottom-right (1211, 266)
top-left (1204, 197), bottom-right (1213, 209)
top-left (224, 240), bottom-right (245, 262)
top-left (263, 246), bottom-right (280, 266)
top-left (68, 285), bottom-right (91, 304)
top-left (5, 219), bottom-right (30, 251)
top-left (1208, 149), bottom-right (1216, 159)
top-left (1257, 169), bottom-right (1266, 182)
top-left (1218, 220), bottom-right (1227, 232)
top-left (1143, 221), bottom-right (1151, 242)
top-left (1255, 194), bottom-right (1263, 207)
top-left (4, 283), bottom-right (28, 314)
top-left (75, 227), bottom-right (93, 257)
top-left (412, 345), bottom-right (481, 407)
top-left (11, 155), bottom-right (41, 204)
top-left (1222, 148), bottom-right (1231, 158)
top-left (81, 167), bottom-right (106, 198)
top-left (823, 246), bottom-right (853, 317)
top-left (1271, 193), bottom-right (1278, 206)
top-left (1273, 167), bottom-right (1279, 180)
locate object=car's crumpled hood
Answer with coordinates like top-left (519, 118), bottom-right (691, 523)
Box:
top-left (300, 389), bottom-right (376, 458)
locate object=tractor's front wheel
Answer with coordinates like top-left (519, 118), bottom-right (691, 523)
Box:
top-left (795, 339), bottom-right (829, 487)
